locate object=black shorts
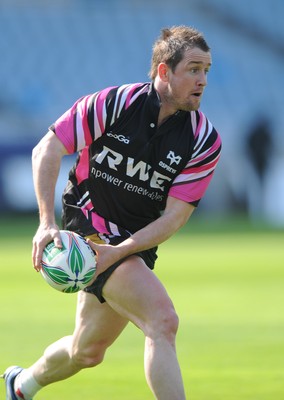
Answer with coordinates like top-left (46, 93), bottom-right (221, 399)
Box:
top-left (82, 233), bottom-right (158, 303)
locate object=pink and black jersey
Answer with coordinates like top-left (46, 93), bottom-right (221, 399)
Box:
top-left (50, 83), bottom-right (221, 238)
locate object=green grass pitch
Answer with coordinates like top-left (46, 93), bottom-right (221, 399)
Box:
top-left (0, 215), bottom-right (283, 399)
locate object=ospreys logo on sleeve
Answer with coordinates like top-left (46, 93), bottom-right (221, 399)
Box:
top-left (158, 150), bottom-right (182, 174)
top-left (167, 151), bottom-right (182, 166)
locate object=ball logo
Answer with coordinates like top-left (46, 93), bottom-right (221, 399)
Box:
top-left (43, 241), bottom-right (67, 261)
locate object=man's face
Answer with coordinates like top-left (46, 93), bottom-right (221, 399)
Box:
top-left (164, 47), bottom-right (212, 112)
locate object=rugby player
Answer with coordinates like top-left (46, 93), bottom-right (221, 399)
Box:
top-left (3, 25), bottom-right (221, 400)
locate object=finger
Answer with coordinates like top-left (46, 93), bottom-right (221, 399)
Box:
top-left (32, 243), bottom-right (38, 270)
top-left (33, 242), bottom-right (43, 272)
top-left (86, 238), bottom-right (99, 253)
top-left (53, 232), bottom-right (63, 249)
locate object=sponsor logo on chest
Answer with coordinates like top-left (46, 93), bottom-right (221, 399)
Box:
top-left (93, 146), bottom-right (182, 192)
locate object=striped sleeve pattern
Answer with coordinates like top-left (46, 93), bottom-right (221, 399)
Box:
top-left (168, 111), bottom-right (222, 205)
top-left (50, 83), bottom-right (148, 154)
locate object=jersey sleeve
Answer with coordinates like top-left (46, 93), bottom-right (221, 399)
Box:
top-left (49, 83), bottom-right (148, 154)
top-left (48, 88), bottom-right (116, 154)
top-left (168, 111), bottom-right (222, 206)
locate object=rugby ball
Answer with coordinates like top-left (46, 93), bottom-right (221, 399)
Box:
top-left (41, 230), bottom-right (96, 293)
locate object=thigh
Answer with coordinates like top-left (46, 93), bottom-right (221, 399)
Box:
top-left (102, 255), bottom-right (176, 333)
top-left (72, 290), bottom-right (129, 354)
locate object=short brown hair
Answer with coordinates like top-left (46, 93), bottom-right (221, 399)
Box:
top-left (149, 25), bottom-right (210, 80)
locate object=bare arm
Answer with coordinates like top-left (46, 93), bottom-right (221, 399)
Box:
top-left (117, 196), bottom-right (194, 253)
top-left (32, 130), bottom-right (68, 270)
top-left (88, 196), bottom-right (195, 276)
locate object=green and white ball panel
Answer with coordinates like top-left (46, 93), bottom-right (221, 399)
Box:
top-left (41, 230), bottom-right (96, 293)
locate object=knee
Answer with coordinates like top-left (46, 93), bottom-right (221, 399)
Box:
top-left (163, 307), bottom-right (179, 338)
top-left (150, 306), bottom-right (179, 343)
top-left (70, 342), bottom-right (106, 369)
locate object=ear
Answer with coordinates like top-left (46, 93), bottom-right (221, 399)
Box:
top-left (157, 63), bottom-right (169, 82)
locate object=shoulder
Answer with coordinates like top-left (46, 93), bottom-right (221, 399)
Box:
top-left (105, 82), bottom-right (150, 109)
top-left (190, 110), bottom-right (222, 148)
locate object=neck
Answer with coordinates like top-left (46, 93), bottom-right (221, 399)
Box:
top-left (154, 79), bottom-right (178, 127)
